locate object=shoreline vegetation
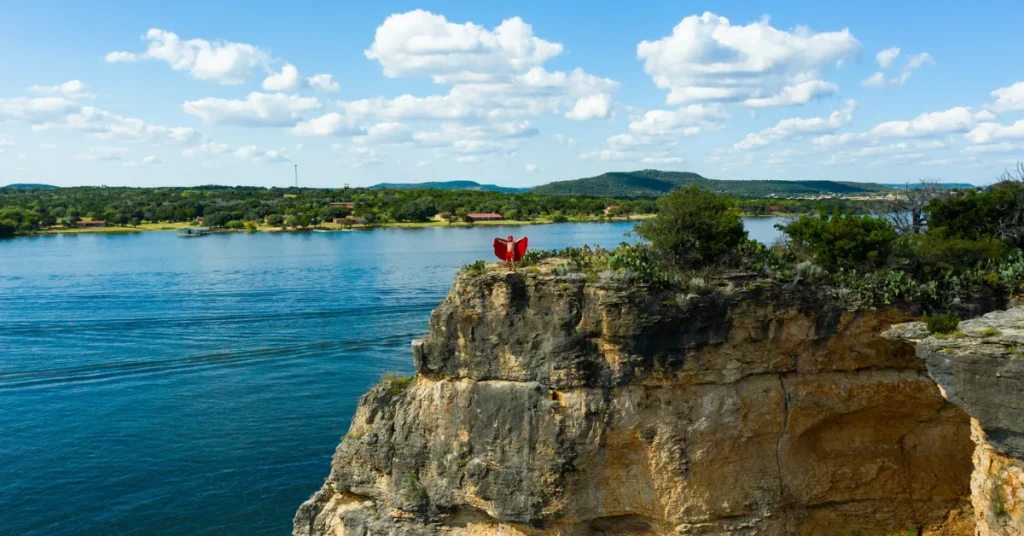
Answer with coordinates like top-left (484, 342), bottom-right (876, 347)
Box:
top-left (24, 212), bottom-right (813, 237)
top-left (0, 182), bottom-right (878, 239)
top-left (28, 215), bottom-right (658, 236)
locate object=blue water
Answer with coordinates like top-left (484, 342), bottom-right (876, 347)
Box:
top-left (0, 219), bottom-right (783, 535)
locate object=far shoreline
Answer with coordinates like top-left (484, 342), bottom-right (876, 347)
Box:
top-left (17, 215), bottom-right (653, 238)
top-left (12, 212), bottom-right (797, 239)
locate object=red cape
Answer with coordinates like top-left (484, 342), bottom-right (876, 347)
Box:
top-left (493, 237), bottom-right (528, 261)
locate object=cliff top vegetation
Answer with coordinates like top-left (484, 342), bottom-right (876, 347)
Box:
top-left (468, 164), bottom-right (1024, 314)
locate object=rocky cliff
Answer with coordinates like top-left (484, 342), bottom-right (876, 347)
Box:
top-left (295, 264), bottom-right (977, 535)
top-left (887, 308), bottom-right (1024, 535)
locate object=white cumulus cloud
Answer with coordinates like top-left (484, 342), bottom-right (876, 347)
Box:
top-left (966, 120), bottom-right (1024, 144)
top-left (871, 106), bottom-right (984, 137)
top-left (876, 47), bottom-right (901, 69)
top-left (291, 112), bottom-right (362, 136)
top-left (0, 97), bottom-right (79, 123)
top-left (636, 12), bottom-right (859, 107)
top-left (27, 80), bottom-right (92, 98)
top-left (262, 64), bottom-right (302, 91)
top-left (990, 81), bottom-right (1024, 112)
top-left (183, 92), bottom-right (321, 127)
top-left (365, 10), bottom-right (563, 83)
top-left (106, 28), bottom-right (270, 84)
top-left (733, 100), bottom-right (855, 151)
top-left (32, 105), bottom-right (199, 145)
top-left (307, 74), bottom-right (340, 92)
top-left (565, 94), bottom-right (612, 120)
top-left (234, 145), bottom-right (288, 163)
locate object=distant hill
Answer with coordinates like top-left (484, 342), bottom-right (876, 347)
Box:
top-left (4, 183), bottom-right (58, 189)
top-left (370, 180), bottom-right (528, 194)
top-left (531, 170), bottom-right (892, 198)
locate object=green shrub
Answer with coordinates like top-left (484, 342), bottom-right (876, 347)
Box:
top-left (925, 313), bottom-right (960, 334)
top-left (401, 473), bottom-right (428, 505)
top-left (380, 372), bottom-right (415, 395)
top-left (518, 248), bottom-right (557, 267)
top-left (907, 230), bottom-right (1007, 278)
top-left (928, 182), bottom-right (1024, 247)
top-left (608, 244), bottom-right (672, 286)
top-left (779, 210), bottom-right (898, 271)
top-left (463, 260), bottom-right (487, 275)
top-left (980, 327), bottom-right (1002, 337)
top-left (992, 481), bottom-right (1008, 517)
top-left (634, 186), bottom-right (747, 268)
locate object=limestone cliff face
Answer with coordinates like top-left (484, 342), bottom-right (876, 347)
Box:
top-left (295, 267), bottom-right (976, 535)
top-left (887, 308), bottom-right (1024, 535)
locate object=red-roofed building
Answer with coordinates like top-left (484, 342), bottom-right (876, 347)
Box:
top-left (467, 212), bottom-right (503, 221)
top-left (77, 220), bottom-right (106, 227)
top-left (329, 202), bottom-right (355, 209)
top-left (603, 205), bottom-right (620, 215)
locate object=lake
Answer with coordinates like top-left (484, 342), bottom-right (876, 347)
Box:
top-left (0, 218), bottom-right (784, 534)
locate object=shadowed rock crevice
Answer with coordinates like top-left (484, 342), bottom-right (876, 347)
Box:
top-left (887, 308), bottom-right (1024, 534)
top-left (296, 270), bottom-right (978, 535)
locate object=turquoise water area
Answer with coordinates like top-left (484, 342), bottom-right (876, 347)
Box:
top-left (0, 219), bottom-right (783, 534)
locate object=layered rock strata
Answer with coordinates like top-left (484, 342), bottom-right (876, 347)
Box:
top-left (296, 268), bottom-right (977, 535)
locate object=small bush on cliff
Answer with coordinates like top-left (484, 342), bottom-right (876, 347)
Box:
top-left (518, 248), bottom-right (557, 267)
top-left (979, 327), bottom-right (1002, 337)
top-left (608, 244), bottom-right (673, 286)
top-left (463, 260), bottom-right (487, 275)
top-left (925, 313), bottom-right (960, 334)
top-left (401, 473), bottom-right (428, 506)
top-left (635, 186), bottom-right (747, 268)
top-left (380, 372), bottom-right (415, 395)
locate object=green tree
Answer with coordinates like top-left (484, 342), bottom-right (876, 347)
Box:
top-left (128, 217), bottom-right (141, 227)
top-left (204, 212), bottom-right (231, 228)
top-left (266, 214), bottom-right (283, 226)
top-left (635, 186), bottom-right (747, 267)
top-left (285, 215), bottom-right (300, 228)
top-left (780, 210), bottom-right (898, 271)
top-left (0, 219), bottom-right (16, 237)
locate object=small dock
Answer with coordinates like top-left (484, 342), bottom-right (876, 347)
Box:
top-left (177, 227), bottom-right (209, 237)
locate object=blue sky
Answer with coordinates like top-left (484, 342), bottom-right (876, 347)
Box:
top-left (2, 0), bottom-right (1023, 188)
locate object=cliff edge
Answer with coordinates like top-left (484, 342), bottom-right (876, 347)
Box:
top-left (887, 308), bottom-right (1024, 535)
top-left (295, 264), bottom-right (976, 535)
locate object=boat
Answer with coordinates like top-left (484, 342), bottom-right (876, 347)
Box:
top-left (177, 227), bottom-right (209, 237)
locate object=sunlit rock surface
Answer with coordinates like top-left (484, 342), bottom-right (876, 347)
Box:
top-left (296, 265), bottom-right (976, 535)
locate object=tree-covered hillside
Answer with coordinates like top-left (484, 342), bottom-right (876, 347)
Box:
top-left (531, 169), bottom-right (892, 198)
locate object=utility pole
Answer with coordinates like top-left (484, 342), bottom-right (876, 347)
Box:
top-left (294, 164), bottom-right (298, 188)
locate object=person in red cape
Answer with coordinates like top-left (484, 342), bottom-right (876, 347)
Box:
top-left (493, 235), bottom-right (528, 269)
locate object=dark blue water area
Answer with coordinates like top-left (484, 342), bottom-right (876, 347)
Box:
top-left (0, 219), bottom-right (783, 535)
